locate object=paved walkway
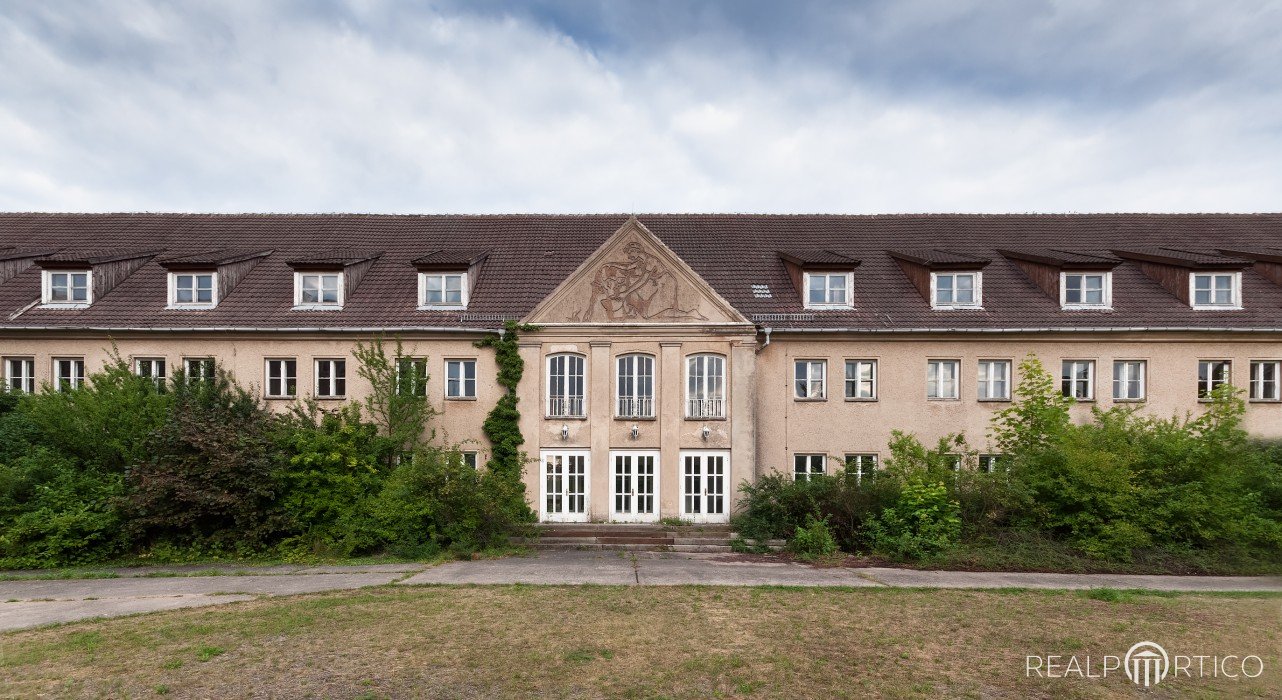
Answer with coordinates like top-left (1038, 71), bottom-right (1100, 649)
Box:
top-left (2, 552), bottom-right (1278, 632)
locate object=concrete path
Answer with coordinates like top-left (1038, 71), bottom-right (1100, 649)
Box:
top-left (2, 552), bottom-right (1278, 632)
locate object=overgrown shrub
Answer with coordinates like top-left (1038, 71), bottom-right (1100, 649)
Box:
top-left (0, 447), bottom-right (126, 567)
top-left (864, 477), bottom-right (962, 560)
top-left (788, 513), bottom-right (838, 560)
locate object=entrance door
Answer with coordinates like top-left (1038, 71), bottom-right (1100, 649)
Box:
top-left (679, 450), bottom-right (730, 523)
top-left (541, 450), bottom-right (589, 522)
top-left (610, 450), bottom-right (659, 523)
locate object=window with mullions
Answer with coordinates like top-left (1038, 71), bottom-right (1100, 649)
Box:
top-left (445, 359), bottom-right (476, 399)
top-left (794, 359), bottom-right (827, 400)
top-left (1190, 273), bottom-right (1240, 309)
top-left (266, 359), bottom-right (297, 398)
top-left (1197, 360), bottom-right (1231, 399)
top-left (844, 453), bottom-right (878, 482)
top-left (170, 272), bottom-right (216, 307)
top-left (931, 272), bottom-right (980, 309)
top-left (396, 357), bottom-right (428, 397)
top-left (134, 358), bottom-right (167, 388)
top-left (803, 272), bottom-right (852, 308)
top-left (793, 454), bottom-right (825, 481)
top-left (686, 354), bottom-right (726, 418)
top-left (1250, 360), bottom-right (1280, 401)
top-left (616, 354), bottom-right (654, 418)
top-left (5, 358), bottom-right (34, 394)
top-left (295, 272), bottom-right (342, 307)
top-left (1113, 360), bottom-right (1146, 401)
top-left (1061, 360), bottom-right (1094, 400)
top-left (547, 354), bottom-right (585, 417)
top-left (1061, 272), bottom-right (1110, 308)
top-left (54, 357), bottom-right (85, 392)
top-left (315, 359), bottom-right (346, 398)
top-left (184, 357), bottom-right (215, 384)
top-left (927, 359), bottom-right (959, 399)
top-left (977, 360), bottom-right (1010, 401)
top-left (419, 273), bottom-right (467, 308)
top-left (43, 270), bottom-right (91, 306)
top-left (844, 359), bottom-right (876, 400)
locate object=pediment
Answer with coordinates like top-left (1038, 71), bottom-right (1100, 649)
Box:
top-left (525, 218), bottom-right (748, 325)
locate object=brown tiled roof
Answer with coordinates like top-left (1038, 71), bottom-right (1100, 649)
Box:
top-left (1112, 247), bottom-right (1251, 269)
top-left (997, 248), bottom-right (1122, 269)
top-left (158, 249), bottom-right (272, 268)
top-left (887, 248), bottom-right (992, 268)
top-left (35, 249), bottom-right (160, 267)
top-left (285, 249), bottom-right (383, 269)
top-left (777, 249), bottom-right (860, 267)
top-left (2, 213), bottom-right (1282, 331)
top-left (412, 249), bottom-right (490, 269)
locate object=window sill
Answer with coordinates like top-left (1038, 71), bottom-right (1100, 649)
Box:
top-left (315, 396), bottom-right (347, 401)
top-left (844, 397), bottom-right (878, 402)
top-left (1061, 305), bottom-right (1113, 311)
top-left (445, 396), bottom-right (478, 401)
top-left (1249, 399), bottom-right (1282, 404)
top-left (684, 416), bottom-right (728, 421)
top-left (926, 397), bottom-right (960, 402)
top-left (803, 305), bottom-right (854, 311)
top-left (615, 416), bottom-right (657, 421)
top-left (1113, 398), bottom-right (1146, 403)
top-left (292, 305), bottom-right (343, 311)
top-left (793, 397), bottom-right (827, 403)
top-left (40, 303), bottom-right (91, 309)
top-left (977, 398), bottom-right (1011, 403)
top-left (1190, 306), bottom-right (1243, 311)
top-left (264, 395), bottom-right (297, 401)
top-left (167, 305), bottom-right (218, 310)
top-left (418, 305), bottom-right (467, 311)
top-left (931, 306), bottom-right (984, 311)
top-left (547, 415), bottom-right (588, 421)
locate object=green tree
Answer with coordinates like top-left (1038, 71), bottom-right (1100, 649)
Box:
top-left (990, 355), bottom-right (1073, 456)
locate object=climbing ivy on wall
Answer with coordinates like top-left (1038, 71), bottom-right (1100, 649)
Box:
top-left (475, 321), bottom-right (539, 522)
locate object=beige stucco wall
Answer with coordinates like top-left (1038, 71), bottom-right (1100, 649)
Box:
top-left (3, 328), bottom-right (1280, 523)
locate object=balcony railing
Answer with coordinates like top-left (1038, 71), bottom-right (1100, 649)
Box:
top-left (686, 397), bottom-right (725, 419)
top-left (616, 396), bottom-right (654, 418)
top-left (548, 395), bottom-right (585, 417)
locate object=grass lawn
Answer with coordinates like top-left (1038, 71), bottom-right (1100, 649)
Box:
top-left (1, 586), bottom-right (1278, 698)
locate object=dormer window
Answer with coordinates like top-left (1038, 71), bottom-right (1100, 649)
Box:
top-left (42, 270), bottom-right (91, 308)
top-left (931, 272), bottom-right (981, 309)
top-left (1061, 272), bottom-right (1111, 309)
top-left (1190, 272), bottom-right (1241, 309)
top-left (169, 272), bottom-right (218, 309)
top-left (294, 272), bottom-right (343, 309)
top-left (803, 272), bottom-right (852, 309)
top-left (418, 272), bottom-right (468, 309)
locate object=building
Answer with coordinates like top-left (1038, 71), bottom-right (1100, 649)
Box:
top-left (2, 213), bottom-right (1281, 523)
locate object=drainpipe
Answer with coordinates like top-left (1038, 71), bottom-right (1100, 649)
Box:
top-left (755, 326), bottom-right (772, 354)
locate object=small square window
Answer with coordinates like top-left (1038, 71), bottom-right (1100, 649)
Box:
top-left (931, 272), bottom-right (981, 309)
top-left (844, 360), bottom-right (877, 400)
top-left (1190, 273), bottom-right (1240, 309)
top-left (184, 357), bottom-right (215, 383)
top-left (445, 359), bottom-right (477, 399)
top-left (134, 358), bottom-right (167, 388)
top-left (420, 273), bottom-right (468, 309)
top-left (927, 360), bottom-right (960, 399)
top-left (978, 454), bottom-right (1004, 473)
top-left (794, 360), bottom-right (827, 400)
top-left (43, 270), bottom-right (92, 307)
top-left (793, 453), bottom-right (825, 481)
top-left (1250, 361), bottom-right (1281, 401)
top-left (315, 359), bottom-right (347, 398)
top-left (1197, 360), bottom-right (1231, 399)
top-left (295, 273), bottom-right (343, 307)
top-left (803, 273), bottom-right (852, 309)
top-left (461, 451), bottom-right (479, 469)
top-left (977, 360), bottom-right (1011, 401)
top-left (1061, 360), bottom-right (1095, 400)
top-left (1061, 272), bottom-right (1111, 309)
top-left (844, 453), bottom-right (878, 482)
top-left (53, 357), bottom-right (85, 392)
top-left (266, 359), bottom-right (298, 398)
top-left (170, 272), bottom-right (217, 308)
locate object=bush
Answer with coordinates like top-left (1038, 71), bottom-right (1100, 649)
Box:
top-left (864, 477), bottom-right (961, 560)
top-left (0, 447), bottom-right (126, 567)
top-left (788, 513), bottom-right (838, 560)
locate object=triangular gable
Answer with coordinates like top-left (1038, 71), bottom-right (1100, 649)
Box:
top-left (524, 217), bottom-right (749, 324)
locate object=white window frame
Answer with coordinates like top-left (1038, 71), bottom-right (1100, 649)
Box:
top-left (930, 271), bottom-right (982, 310)
top-left (979, 454), bottom-right (1003, 473)
top-left (445, 358), bottom-right (477, 399)
top-left (844, 359), bottom-right (877, 401)
top-left (53, 357), bottom-right (85, 392)
top-left (5, 357), bottom-right (35, 394)
top-left (1197, 360), bottom-right (1231, 400)
top-left (802, 272), bottom-right (853, 309)
top-left (1112, 360), bottom-right (1147, 402)
top-left (546, 353), bottom-right (586, 418)
top-left (293, 271), bottom-right (344, 309)
top-left (314, 358), bottom-right (347, 398)
top-left (615, 353), bottom-right (655, 418)
top-left (844, 453), bottom-right (879, 482)
top-left (418, 272), bottom-right (469, 310)
top-left (133, 357), bottom-right (167, 386)
top-left (1189, 272), bottom-right (1242, 310)
top-left (794, 359), bottom-right (827, 400)
top-left (1060, 271), bottom-right (1112, 310)
top-left (977, 359), bottom-right (1011, 401)
top-left (167, 271), bottom-right (219, 309)
top-left (1250, 360), bottom-right (1281, 402)
top-left (461, 451), bottom-right (479, 469)
top-left (926, 359), bottom-right (960, 400)
top-left (793, 453), bottom-right (826, 481)
top-left (265, 358), bottom-right (297, 398)
top-left (685, 353), bottom-right (727, 419)
top-left (41, 269), bottom-right (92, 308)
top-left (183, 357), bottom-right (215, 383)
top-left (1061, 360), bottom-right (1095, 400)
top-left (394, 357), bottom-right (428, 397)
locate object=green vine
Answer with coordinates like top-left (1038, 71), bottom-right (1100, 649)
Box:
top-left (475, 321), bottom-right (538, 488)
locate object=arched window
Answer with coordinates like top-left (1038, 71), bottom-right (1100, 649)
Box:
top-left (685, 354), bottom-right (726, 418)
top-left (616, 353), bottom-right (655, 418)
top-left (547, 354), bottom-right (586, 417)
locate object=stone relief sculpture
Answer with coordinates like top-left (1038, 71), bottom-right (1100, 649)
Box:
top-left (573, 241), bottom-right (708, 321)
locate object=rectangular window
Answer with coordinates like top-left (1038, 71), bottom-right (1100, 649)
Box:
top-left (616, 354), bottom-right (654, 417)
top-left (1198, 360), bottom-right (1231, 399)
top-left (927, 359), bottom-right (959, 399)
top-left (1061, 360), bottom-right (1095, 400)
top-left (43, 270), bottom-right (91, 306)
top-left (979, 454), bottom-right (1003, 473)
top-left (1062, 272), bottom-right (1110, 308)
top-left (794, 359), bottom-right (827, 400)
top-left (793, 454), bottom-right (825, 481)
top-left (844, 359), bottom-right (877, 400)
top-left (419, 273), bottom-right (468, 308)
top-left (844, 453), bottom-right (878, 482)
top-left (803, 272), bottom-right (851, 308)
top-left (445, 359), bottom-right (476, 399)
top-left (547, 354), bottom-right (586, 417)
top-left (1191, 272), bottom-right (1240, 309)
top-left (945, 454), bottom-right (962, 472)
top-left (931, 272), bottom-right (980, 309)
top-left (183, 357), bottom-right (215, 383)
top-left (295, 272), bottom-right (342, 307)
top-left (977, 360), bottom-right (1010, 401)
top-left (134, 358), bottom-right (167, 387)
top-left (170, 272), bottom-right (217, 307)
top-left (5, 358), bottom-right (35, 394)
top-left (53, 357), bottom-right (85, 392)
top-left (315, 359), bottom-right (347, 398)
top-left (266, 359), bottom-right (297, 398)
top-left (396, 357), bottom-right (428, 397)
top-left (686, 354), bottom-right (726, 418)
top-left (1250, 360), bottom-right (1281, 401)
top-left (461, 451), bottom-right (479, 469)
top-left (1112, 360), bottom-right (1146, 401)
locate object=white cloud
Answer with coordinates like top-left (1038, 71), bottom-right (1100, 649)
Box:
top-left (0, 1), bottom-right (1279, 213)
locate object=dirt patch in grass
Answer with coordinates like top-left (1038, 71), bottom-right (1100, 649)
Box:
top-left (1, 586), bottom-right (1277, 698)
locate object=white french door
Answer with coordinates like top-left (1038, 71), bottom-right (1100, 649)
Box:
top-left (540, 450), bottom-right (589, 522)
top-left (609, 450), bottom-right (659, 523)
top-left (679, 450), bottom-right (730, 523)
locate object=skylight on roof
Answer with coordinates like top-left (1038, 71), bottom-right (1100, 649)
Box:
top-left (751, 284), bottom-right (772, 298)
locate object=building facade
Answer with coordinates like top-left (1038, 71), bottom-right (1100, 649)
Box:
top-left (2, 213), bottom-right (1281, 523)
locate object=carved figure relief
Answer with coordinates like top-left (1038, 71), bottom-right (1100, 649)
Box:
top-left (573, 241), bottom-right (708, 322)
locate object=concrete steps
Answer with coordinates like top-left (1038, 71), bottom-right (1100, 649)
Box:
top-left (511, 523), bottom-right (782, 553)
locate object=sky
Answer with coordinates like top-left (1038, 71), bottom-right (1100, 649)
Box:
top-left (1, 0), bottom-right (1280, 214)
